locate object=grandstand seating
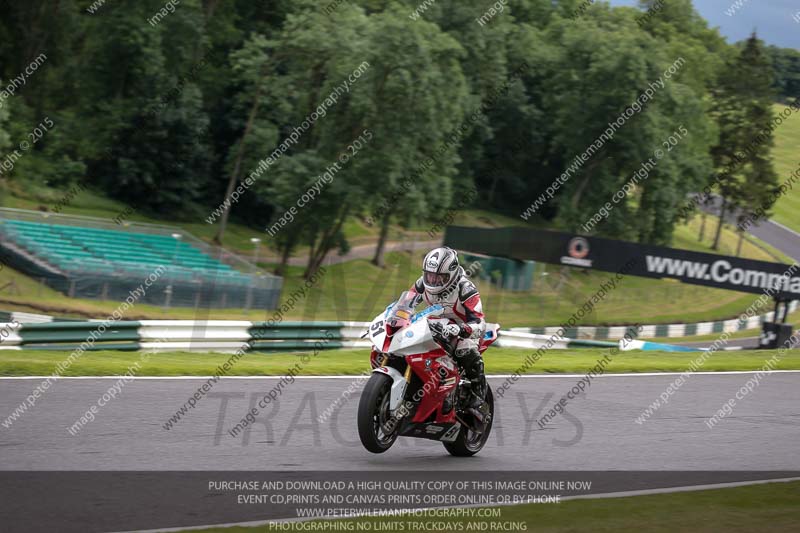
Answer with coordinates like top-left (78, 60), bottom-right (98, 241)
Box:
top-left (0, 219), bottom-right (252, 286)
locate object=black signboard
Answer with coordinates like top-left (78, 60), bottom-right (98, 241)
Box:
top-left (444, 226), bottom-right (800, 300)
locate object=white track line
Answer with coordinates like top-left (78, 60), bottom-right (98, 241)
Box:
top-left (3, 370), bottom-right (800, 380)
top-left (111, 476), bottom-right (800, 533)
top-left (767, 219), bottom-right (800, 239)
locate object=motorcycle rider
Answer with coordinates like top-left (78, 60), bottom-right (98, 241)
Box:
top-left (400, 247), bottom-right (489, 422)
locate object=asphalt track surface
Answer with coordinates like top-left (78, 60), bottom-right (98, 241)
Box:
top-left (700, 195), bottom-right (800, 262)
top-left (749, 219), bottom-right (800, 263)
top-left (677, 337), bottom-right (760, 349)
top-left (3, 375), bottom-right (799, 471)
top-left (678, 337), bottom-right (798, 349)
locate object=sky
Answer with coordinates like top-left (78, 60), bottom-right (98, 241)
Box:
top-left (608, 0), bottom-right (800, 50)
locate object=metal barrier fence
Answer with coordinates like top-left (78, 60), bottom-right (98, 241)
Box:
top-left (0, 321), bottom-right (611, 352)
top-left (0, 207), bottom-right (282, 310)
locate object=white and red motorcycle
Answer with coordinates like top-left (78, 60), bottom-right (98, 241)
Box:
top-left (357, 292), bottom-right (500, 456)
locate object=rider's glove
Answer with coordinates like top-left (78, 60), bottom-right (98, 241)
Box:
top-left (442, 324), bottom-right (462, 338)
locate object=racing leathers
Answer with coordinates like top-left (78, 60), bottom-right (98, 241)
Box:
top-left (405, 267), bottom-right (489, 421)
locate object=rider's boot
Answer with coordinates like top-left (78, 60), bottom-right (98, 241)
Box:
top-left (457, 350), bottom-right (490, 429)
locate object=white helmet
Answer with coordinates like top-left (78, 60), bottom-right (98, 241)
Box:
top-left (422, 247), bottom-right (461, 295)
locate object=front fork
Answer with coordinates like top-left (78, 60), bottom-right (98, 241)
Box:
top-left (371, 361), bottom-right (409, 415)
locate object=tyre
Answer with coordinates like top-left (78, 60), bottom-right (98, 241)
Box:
top-left (443, 385), bottom-right (494, 457)
top-left (357, 373), bottom-right (400, 453)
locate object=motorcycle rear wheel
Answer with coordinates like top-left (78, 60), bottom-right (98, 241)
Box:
top-left (443, 385), bottom-right (494, 457)
top-left (357, 373), bottom-right (400, 453)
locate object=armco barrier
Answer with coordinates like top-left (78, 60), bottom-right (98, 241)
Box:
top-left (508, 300), bottom-right (800, 340)
top-left (0, 321), bottom-right (615, 353)
top-left (5, 300), bottom-right (793, 346)
top-left (0, 310), bottom-right (66, 323)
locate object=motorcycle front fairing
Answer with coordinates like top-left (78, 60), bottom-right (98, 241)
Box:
top-left (366, 301), bottom-right (450, 414)
top-left (366, 298), bottom-right (446, 355)
top-left (405, 352), bottom-right (459, 425)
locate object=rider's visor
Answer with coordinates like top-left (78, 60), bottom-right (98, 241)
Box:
top-left (424, 271), bottom-right (449, 287)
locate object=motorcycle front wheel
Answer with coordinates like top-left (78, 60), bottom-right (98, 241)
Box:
top-left (357, 373), bottom-right (400, 453)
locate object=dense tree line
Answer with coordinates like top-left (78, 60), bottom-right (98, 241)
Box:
top-left (758, 45), bottom-right (800, 104)
top-left (0, 0), bottom-right (792, 277)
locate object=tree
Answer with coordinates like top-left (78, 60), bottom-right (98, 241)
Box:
top-left (76, 0), bottom-right (213, 213)
top-left (358, 6), bottom-right (470, 267)
top-left (0, 91), bottom-right (10, 154)
top-left (709, 33), bottom-right (778, 250)
top-left (252, 2), bottom-right (470, 277)
top-left (763, 45), bottom-right (800, 104)
top-left (252, 1), bottom-right (373, 278)
top-left (0, 91), bottom-right (11, 205)
top-left (265, 152), bottom-right (327, 276)
top-left (533, 5), bottom-right (714, 244)
top-left (429, 0), bottom-right (526, 218)
top-left (213, 34), bottom-right (273, 244)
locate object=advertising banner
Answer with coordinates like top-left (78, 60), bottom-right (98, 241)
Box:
top-left (445, 226), bottom-right (800, 300)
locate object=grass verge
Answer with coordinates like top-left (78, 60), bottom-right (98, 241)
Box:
top-left (770, 103), bottom-right (800, 233)
top-left (1, 347), bottom-right (798, 376)
top-left (179, 480), bottom-right (800, 533)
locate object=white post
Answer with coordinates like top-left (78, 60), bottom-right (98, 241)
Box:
top-left (247, 237), bottom-right (261, 309)
top-left (164, 233), bottom-right (182, 309)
